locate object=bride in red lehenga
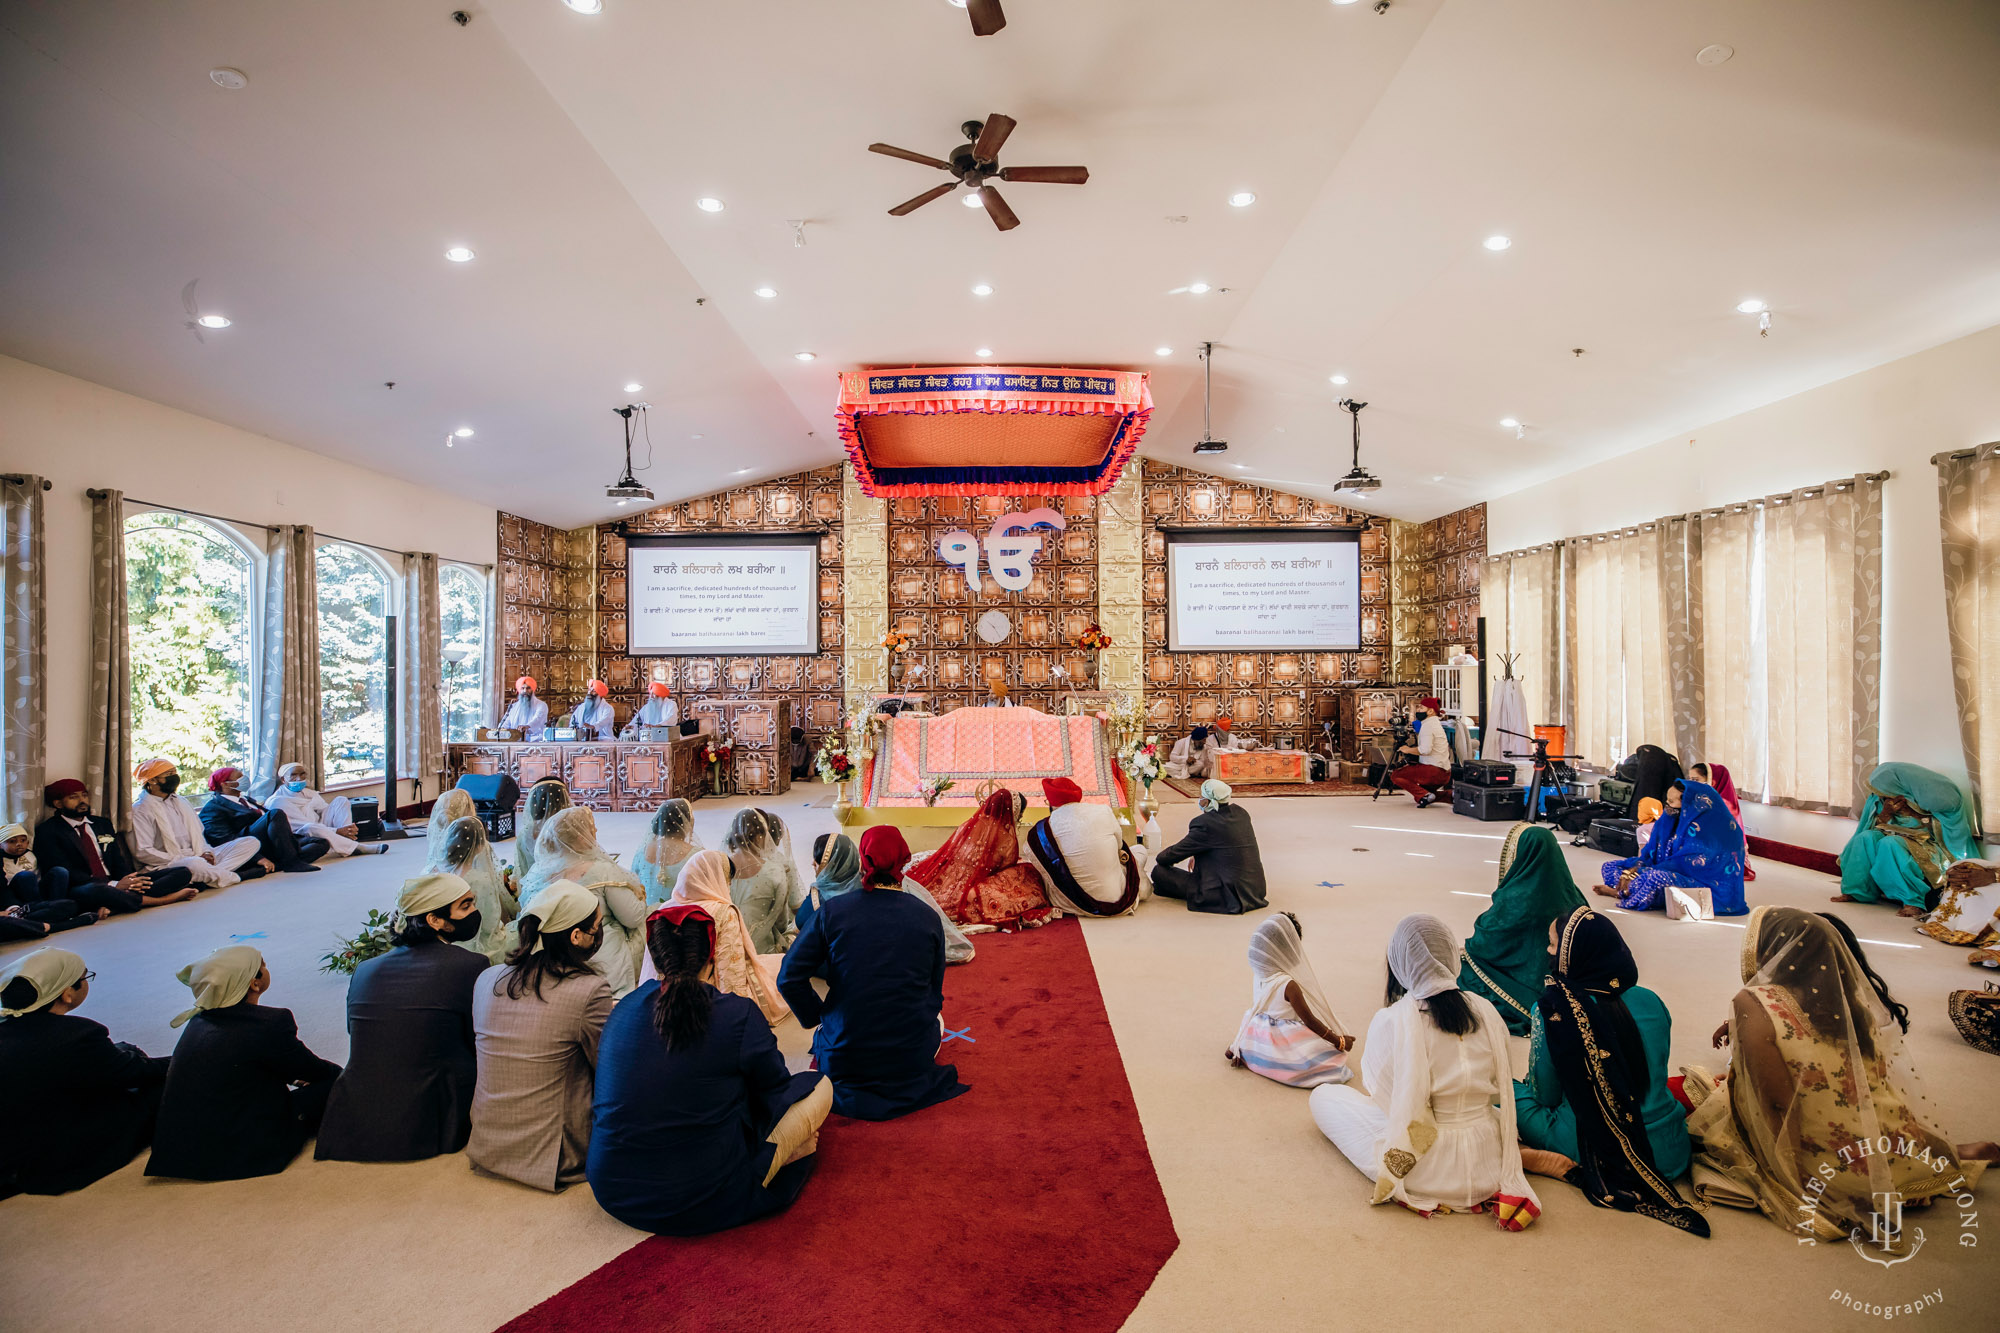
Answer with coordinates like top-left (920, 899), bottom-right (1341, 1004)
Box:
top-left (908, 788), bottom-right (1057, 931)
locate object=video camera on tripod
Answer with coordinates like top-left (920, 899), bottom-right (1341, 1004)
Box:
top-left (1496, 725), bottom-right (1583, 824)
top-left (1369, 705), bottom-right (1420, 801)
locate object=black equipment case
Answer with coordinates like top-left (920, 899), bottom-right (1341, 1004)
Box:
top-left (455, 773), bottom-right (521, 842)
top-left (1587, 818), bottom-right (1640, 857)
top-left (1456, 759), bottom-right (1516, 787)
top-left (1452, 781), bottom-right (1527, 822)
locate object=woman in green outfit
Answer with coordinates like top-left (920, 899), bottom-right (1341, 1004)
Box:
top-left (1836, 763), bottom-right (1979, 916)
top-left (1458, 825), bottom-right (1587, 1036)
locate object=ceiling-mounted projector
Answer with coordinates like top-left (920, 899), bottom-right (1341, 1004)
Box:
top-left (1191, 341), bottom-right (1227, 455)
top-left (1332, 397), bottom-right (1382, 493)
top-left (607, 404), bottom-right (655, 503)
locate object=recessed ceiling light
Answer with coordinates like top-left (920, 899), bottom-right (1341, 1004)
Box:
top-left (972, 283), bottom-right (993, 296)
top-left (1332, 0), bottom-right (1360, 6)
top-left (754, 286), bottom-right (777, 299)
top-left (624, 382), bottom-right (643, 393)
top-left (1499, 418), bottom-right (1519, 430)
top-left (563, 0), bottom-right (604, 13)
top-left (615, 498), bottom-right (627, 506)
top-left (1155, 347), bottom-right (1173, 357)
top-left (1736, 298), bottom-right (1767, 314)
top-left (1228, 191), bottom-right (1257, 208)
top-left (454, 427), bottom-right (475, 438)
top-left (695, 197), bottom-right (725, 213)
top-left (444, 246), bottom-right (475, 263)
top-left (209, 67), bottom-right (248, 90)
top-left (976, 348), bottom-right (993, 358)
top-left (734, 468), bottom-right (754, 474)
top-left (690, 434), bottom-right (704, 440)
top-left (962, 191), bottom-right (985, 208)
top-left (1329, 374), bottom-right (1348, 385)
top-left (947, 0), bottom-right (968, 7)
top-left (1483, 235), bottom-right (1512, 251)
top-left (1188, 281), bottom-right (1211, 294)
top-left (195, 314), bottom-right (232, 329)
top-left (794, 351), bottom-right (816, 361)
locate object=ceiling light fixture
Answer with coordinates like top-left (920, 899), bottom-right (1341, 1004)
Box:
top-left (972, 283), bottom-right (993, 296)
top-left (695, 197), bottom-right (725, 213)
top-left (563, 0), bottom-right (604, 13)
top-left (454, 427), bottom-right (475, 438)
top-left (624, 382), bottom-right (643, 393)
top-left (1329, 374), bottom-right (1348, 385)
top-left (1695, 43), bottom-right (1734, 66)
top-left (195, 314), bottom-right (232, 329)
top-left (1736, 298), bottom-right (1767, 314)
top-left (209, 67), bottom-right (248, 90)
top-left (1499, 417), bottom-right (1526, 440)
top-left (962, 191), bottom-right (985, 208)
top-left (1228, 191), bottom-right (1256, 208)
top-left (1188, 281), bottom-right (1211, 294)
top-left (754, 286), bottom-right (777, 299)
top-left (976, 348), bottom-right (993, 358)
top-left (1332, 0), bottom-right (1361, 6)
top-left (1155, 347), bottom-right (1173, 357)
top-left (794, 351), bottom-right (817, 361)
top-left (1483, 235), bottom-right (1511, 251)
top-left (444, 246), bottom-right (475, 263)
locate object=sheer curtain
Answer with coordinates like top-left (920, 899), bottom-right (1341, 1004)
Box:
top-left (399, 552), bottom-right (445, 792)
top-left (86, 488), bottom-right (133, 829)
top-left (1, 476), bottom-right (47, 823)
top-left (252, 525), bottom-right (324, 798)
top-left (1762, 475), bottom-right (1882, 816)
top-left (481, 565), bottom-right (503, 736)
top-left (1570, 528), bottom-right (1672, 765)
top-left (1697, 504), bottom-right (1763, 797)
top-left (1936, 443), bottom-right (1999, 833)
top-left (1479, 545), bottom-right (1563, 730)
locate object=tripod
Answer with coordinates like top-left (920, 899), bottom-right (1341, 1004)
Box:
top-left (1370, 708), bottom-right (1418, 801)
top-left (1496, 726), bottom-right (1583, 824)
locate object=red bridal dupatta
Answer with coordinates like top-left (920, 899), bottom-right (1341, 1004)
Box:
top-left (907, 789), bottom-right (1056, 930)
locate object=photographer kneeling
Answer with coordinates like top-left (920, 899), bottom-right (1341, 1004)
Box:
top-left (1390, 697), bottom-right (1454, 809)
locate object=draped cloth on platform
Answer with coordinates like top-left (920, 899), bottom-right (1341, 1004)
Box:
top-left (86, 489), bottom-right (132, 831)
top-left (1936, 441), bottom-right (2000, 836)
top-left (1, 475), bottom-right (46, 825)
top-left (253, 525), bottom-right (322, 799)
top-left (399, 552), bottom-right (445, 791)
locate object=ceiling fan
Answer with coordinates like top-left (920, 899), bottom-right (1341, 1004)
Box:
top-left (1333, 398), bottom-right (1383, 493)
top-left (869, 115), bottom-right (1087, 232)
top-left (947, 0), bottom-right (1007, 36)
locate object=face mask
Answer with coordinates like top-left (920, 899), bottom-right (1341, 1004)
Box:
top-left (285, 780), bottom-right (307, 793)
top-left (159, 774), bottom-right (182, 795)
top-left (445, 909), bottom-right (483, 943)
top-left (572, 928), bottom-right (602, 960)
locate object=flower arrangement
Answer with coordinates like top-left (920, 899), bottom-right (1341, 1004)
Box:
top-left (321, 908), bottom-right (397, 975)
top-left (882, 629), bottom-right (916, 653)
top-left (1121, 734), bottom-right (1163, 790)
top-left (921, 775), bottom-right (956, 807)
top-left (1072, 622), bottom-right (1113, 651)
top-left (703, 738), bottom-right (735, 768)
top-left (814, 735), bottom-right (856, 785)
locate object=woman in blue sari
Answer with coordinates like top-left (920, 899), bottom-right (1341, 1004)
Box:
top-left (1596, 779), bottom-right (1747, 917)
top-left (1836, 762), bottom-right (1979, 917)
top-left (795, 833), bottom-right (863, 939)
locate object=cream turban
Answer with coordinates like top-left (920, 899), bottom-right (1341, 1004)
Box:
top-left (520, 880), bottom-right (599, 949)
top-left (0, 822), bottom-right (28, 844)
top-left (398, 871), bottom-right (472, 918)
top-left (0, 947), bottom-right (87, 1018)
top-left (1200, 779), bottom-right (1233, 805)
top-left (171, 944), bottom-right (264, 1027)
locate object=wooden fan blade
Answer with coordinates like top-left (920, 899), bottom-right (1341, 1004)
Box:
top-left (980, 185), bottom-right (1020, 232)
top-left (971, 113), bottom-right (1016, 163)
top-left (869, 142), bottom-right (952, 171)
top-left (967, 0), bottom-right (1006, 36)
top-left (997, 165), bottom-right (1088, 185)
top-left (888, 183), bottom-right (957, 216)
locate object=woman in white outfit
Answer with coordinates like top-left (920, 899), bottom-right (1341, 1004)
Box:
top-left (1309, 913), bottom-right (1543, 1229)
top-left (515, 807), bottom-right (647, 999)
top-left (268, 763), bottom-right (385, 857)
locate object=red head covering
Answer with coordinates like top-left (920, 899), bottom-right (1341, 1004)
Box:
top-left (649, 681), bottom-right (671, 698)
top-left (858, 826), bottom-right (912, 889)
top-left (588, 679), bottom-right (609, 697)
top-left (1702, 763), bottom-right (1742, 816)
top-left (43, 778), bottom-right (88, 803)
top-left (646, 902), bottom-right (716, 958)
top-left (1418, 696), bottom-right (1442, 712)
top-left (1043, 777), bottom-right (1083, 808)
top-left (208, 766), bottom-right (241, 793)
top-left (515, 676), bottom-right (537, 692)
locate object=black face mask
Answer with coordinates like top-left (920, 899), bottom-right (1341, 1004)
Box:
top-left (444, 909), bottom-right (482, 943)
top-left (572, 929), bottom-right (602, 960)
top-left (159, 774), bottom-right (182, 795)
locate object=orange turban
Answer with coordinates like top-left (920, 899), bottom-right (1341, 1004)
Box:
top-left (133, 758), bottom-right (177, 782)
top-left (649, 681), bottom-right (671, 698)
top-left (515, 676), bottom-right (537, 692)
top-left (589, 679), bottom-right (609, 697)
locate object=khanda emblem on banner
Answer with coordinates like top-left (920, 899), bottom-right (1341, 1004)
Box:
top-left (936, 508), bottom-right (1067, 593)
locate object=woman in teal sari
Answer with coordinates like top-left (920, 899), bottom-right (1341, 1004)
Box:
top-left (1459, 825), bottom-right (1588, 1036)
top-left (1836, 763), bottom-right (1979, 916)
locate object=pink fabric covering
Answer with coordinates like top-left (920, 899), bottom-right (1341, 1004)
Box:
top-left (865, 708), bottom-right (1124, 808)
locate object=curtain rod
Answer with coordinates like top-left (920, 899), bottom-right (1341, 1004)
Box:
top-left (1932, 446), bottom-right (1998, 465)
top-left (2, 475), bottom-right (53, 491)
top-left (92, 491), bottom-right (494, 570)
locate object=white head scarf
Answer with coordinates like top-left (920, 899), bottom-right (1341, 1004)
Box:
top-left (1200, 779), bottom-right (1233, 806)
top-left (1387, 913), bottom-right (1461, 1001)
top-left (171, 944), bottom-right (264, 1027)
top-left (427, 788), bottom-right (477, 844)
top-left (398, 871), bottom-right (472, 918)
top-left (634, 798), bottom-right (703, 907)
top-left (0, 822), bottom-right (28, 845)
top-left (518, 879), bottom-right (599, 947)
top-left (0, 947), bottom-right (86, 1018)
top-left (1232, 912), bottom-right (1348, 1056)
top-left (514, 780), bottom-right (572, 882)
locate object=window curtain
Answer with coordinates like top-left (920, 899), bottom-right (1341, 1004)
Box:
top-left (1478, 555), bottom-right (1511, 690)
top-left (1481, 546), bottom-right (1562, 727)
top-left (399, 552), bottom-right (445, 790)
top-left (1762, 475), bottom-right (1882, 816)
top-left (1, 476), bottom-right (47, 824)
top-left (481, 565), bottom-right (503, 730)
top-left (1936, 443), bottom-right (1999, 833)
top-left (86, 489), bottom-right (133, 830)
top-left (1696, 504), bottom-right (1763, 798)
top-left (1659, 515), bottom-right (1703, 761)
top-left (252, 525), bottom-right (323, 798)
top-left (1570, 527), bottom-right (1673, 766)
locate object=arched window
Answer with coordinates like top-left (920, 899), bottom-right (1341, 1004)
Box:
top-left (124, 513), bottom-right (255, 777)
top-left (439, 564), bottom-right (486, 741)
top-left (316, 542), bottom-right (392, 784)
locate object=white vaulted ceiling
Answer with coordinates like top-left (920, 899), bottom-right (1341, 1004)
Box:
top-left (3, 0), bottom-right (1997, 526)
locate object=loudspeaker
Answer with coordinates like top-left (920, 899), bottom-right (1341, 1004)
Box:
top-left (455, 773), bottom-right (521, 842)
top-left (348, 795), bottom-right (383, 841)
top-left (1451, 781), bottom-right (1526, 822)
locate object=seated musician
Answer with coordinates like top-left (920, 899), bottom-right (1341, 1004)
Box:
top-left (499, 676), bottom-right (549, 741)
top-left (566, 680), bottom-right (616, 740)
top-left (620, 682), bottom-right (678, 738)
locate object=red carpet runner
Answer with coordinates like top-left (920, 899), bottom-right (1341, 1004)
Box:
top-left (499, 917), bottom-right (1179, 1333)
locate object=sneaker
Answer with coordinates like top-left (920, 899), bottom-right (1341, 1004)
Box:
top-left (1413, 794), bottom-right (1432, 809)
top-left (364, 843), bottom-right (389, 855)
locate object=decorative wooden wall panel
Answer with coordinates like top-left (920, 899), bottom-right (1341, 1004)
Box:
top-left (1390, 503), bottom-right (1486, 683)
top-left (498, 513), bottom-right (594, 721)
top-left (689, 699), bottom-right (793, 797)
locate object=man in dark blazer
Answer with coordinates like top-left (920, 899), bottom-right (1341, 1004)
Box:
top-left (198, 766), bottom-right (327, 874)
top-left (1150, 779), bottom-right (1270, 915)
top-left (33, 779), bottom-right (198, 912)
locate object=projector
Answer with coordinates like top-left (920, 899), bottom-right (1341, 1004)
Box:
top-left (607, 480), bottom-right (655, 502)
top-left (1332, 469), bottom-right (1381, 493)
top-left (1192, 439), bottom-right (1229, 455)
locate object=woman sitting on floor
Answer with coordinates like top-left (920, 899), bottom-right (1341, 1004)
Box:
top-left (0, 948), bottom-right (168, 1196)
top-left (725, 809), bottom-right (806, 955)
top-left (796, 833), bottom-right (863, 940)
top-left (908, 788), bottom-right (1056, 932)
top-left (148, 945), bottom-right (341, 1181)
top-left (1685, 906), bottom-right (1998, 1238)
top-left (1597, 779), bottom-right (1747, 919)
top-left (1688, 762), bottom-right (1755, 881)
top-left (429, 812), bottom-right (518, 963)
top-left (1920, 858), bottom-right (2000, 953)
top-left (469, 881), bottom-right (613, 1192)
top-left (1458, 824), bottom-right (1587, 1037)
top-left (1515, 908), bottom-right (1705, 1235)
top-left (316, 874), bottom-right (491, 1162)
top-left (776, 827), bottom-right (972, 1121)
top-left (1226, 911), bottom-right (1352, 1088)
top-left (1836, 762), bottom-right (1979, 918)
top-left (513, 779), bottom-right (572, 884)
top-left (587, 905), bottom-right (831, 1235)
top-left (518, 807), bottom-right (648, 998)
top-left (665, 849), bottom-right (789, 1024)
top-left (1309, 915), bottom-right (1544, 1229)
top-left (633, 798), bottom-right (701, 908)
